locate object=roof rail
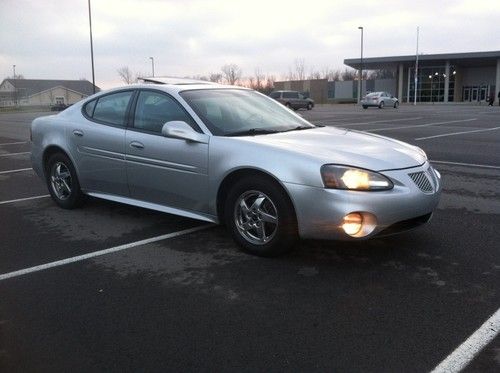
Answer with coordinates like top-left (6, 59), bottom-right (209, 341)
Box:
top-left (137, 76), bottom-right (217, 85)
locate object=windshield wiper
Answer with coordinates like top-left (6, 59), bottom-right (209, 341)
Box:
top-left (281, 125), bottom-right (316, 132)
top-left (225, 128), bottom-right (280, 137)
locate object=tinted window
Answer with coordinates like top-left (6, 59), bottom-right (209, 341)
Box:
top-left (133, 91), bottom-right (196, 134)
top-left (269, 92), bottom-right (280, 98)
top-left (84, 99), bottom-right (96, 117)
top-left (282, 91), bottom-right (298, 99)
top-left (93, 91), bottom-right (133, 126)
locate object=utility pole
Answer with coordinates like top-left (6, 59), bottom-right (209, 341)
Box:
top-left (149, 57), bottom-right (155, 77)
top-left (414, 26), bottom-right (419, 105)
top-left (88, 0), bottom-right (96, 94)
top-left (358, 26), bottom-right (364, 104)
top-left (12, 65), bottom-right (16, 79)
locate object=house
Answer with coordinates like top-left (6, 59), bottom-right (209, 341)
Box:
top-left (0, 79), bottom-right (100, 107)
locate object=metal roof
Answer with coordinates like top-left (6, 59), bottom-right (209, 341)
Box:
top-left (2, 79), bottom-right (99, 97)
top-left (344, 50), bottom-right (500, 69)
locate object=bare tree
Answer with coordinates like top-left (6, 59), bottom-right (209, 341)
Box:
top-left (341, 68), bottom-right (358, 81)
top-left (221, 64), bottom-right (242, 85)
top-left (117, 66), bottom-right (134, 84)
top-left (295, 58), bottom-right (306, 80)
top-left (254, 68), bottom-right (265, 90)
top-left (209, 73), bottom-right (223, 83)
top-left (368, 69), bottom-right (395, 79)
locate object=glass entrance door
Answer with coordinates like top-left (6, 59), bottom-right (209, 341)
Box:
top-left (471, 87), bottom-right (478, 102)
top-left (463, 88), bottom-right (470, 101)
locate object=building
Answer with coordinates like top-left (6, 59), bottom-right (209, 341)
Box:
top-left (344, 50), bottom-right (500, 103)
top-left (0, 79), bottom-right (99, 107)
top-left (273, 79), bottom-right (329, 103)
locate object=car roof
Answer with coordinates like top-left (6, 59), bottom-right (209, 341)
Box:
top-left (98, 78), bottom-right (249, 96)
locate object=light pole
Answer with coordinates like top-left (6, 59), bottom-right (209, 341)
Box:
top-left (414, 26), bottom-right (419, 105)
top-left (88, 0), bottom-right (96, 94)
top-left (358, 26), bottom-right (364, 104)
top-left (428, 75), bottom-right (433, 103)
top-left (149, 57), bottom-right (155, 77)
top-left (12, 65), bottom-right (16, 79)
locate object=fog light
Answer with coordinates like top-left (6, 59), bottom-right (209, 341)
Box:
top-left (343, 213), bottom-right (363, 236)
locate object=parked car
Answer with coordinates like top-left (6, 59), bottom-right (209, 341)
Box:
top-left (31, 80), bottom-right (441, 257)
top-left (361, 92), bottom-right (399, 109)
top-left (50, 103), bottom-right (69, 111)
top-left (269, 90), bottom-right (314, 110)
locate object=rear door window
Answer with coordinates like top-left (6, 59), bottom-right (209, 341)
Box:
top-left (92, 91), bottom-right (133, 126)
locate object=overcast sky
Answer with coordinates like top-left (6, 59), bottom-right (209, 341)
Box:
top-left (1, 0), bottom-right (499, 88)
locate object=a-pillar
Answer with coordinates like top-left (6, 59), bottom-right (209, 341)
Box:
top-left (444, 61), bottom-right (450, 103)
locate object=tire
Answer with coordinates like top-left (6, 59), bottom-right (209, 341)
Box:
top-left (285, 102), bottom-right (292, 109)
top-left (362, 105), bottom-right (368, 109)
top-left (394, 101), bottom-right (399, 109)
top-left (45, 152), bottom-right (85, 209)
top-left (378, 101), bottom-right (385, 109)
top-left (224, 176), bottom-right (298, 257)
top-left (307, 103), bottom-right (313, 110)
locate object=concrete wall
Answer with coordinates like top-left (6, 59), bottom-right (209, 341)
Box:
top-left (273, 79), bottom-right (328, 103)
top-left (461, 66), bottom-right (496, 86)
top-left (374, 79), bottom-right (397, 95)
top-left (334, 81), bottom-right (355, 99)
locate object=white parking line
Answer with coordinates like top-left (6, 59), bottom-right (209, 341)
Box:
top-left (431, 160), bottom-right (500, 170)
top-left (0, 141), bottom-right (27, 146)
top-left (0, 167), bottom-right (33, 175)
top-left (0, 224), bottom-right (212, 281)
top-left (336, 117), bottom-right (423, 126)
top-left (369, 118), bottom-right (477, 132)
top-left (0, 194), bottom-right (50, 205)
top-left (0, 151), bottom-right (30, 157)
top-left (415, 126), bottom-right (500, 140)
top-left (431, 307), bottom-right (500, 373)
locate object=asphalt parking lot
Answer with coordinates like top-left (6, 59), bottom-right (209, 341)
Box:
top-left (0, 104), bottom-right (499, 372)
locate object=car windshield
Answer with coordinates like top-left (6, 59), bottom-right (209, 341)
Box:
top-left (179, 89), bottom-right (315, 136)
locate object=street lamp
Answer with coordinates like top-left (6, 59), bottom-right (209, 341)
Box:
top-left (149, 57), bottom-right (155, 77)
top-left (88, 0), bottom-right (96, 94)
top-left (358, 26), bottom-right (364, 104)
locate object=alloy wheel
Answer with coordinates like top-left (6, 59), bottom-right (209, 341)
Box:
top-left (234, 190), bottom-right (279, 245)
top-left (50, 162), bottom-right (72, 200)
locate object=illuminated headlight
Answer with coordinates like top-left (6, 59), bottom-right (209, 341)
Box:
top-left (321, 165), bottom-right (393, 191)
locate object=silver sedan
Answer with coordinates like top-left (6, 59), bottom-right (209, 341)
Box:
top-left (362, 91), bottom-right (399, 109)
top-left (31, 80), bottom-right (441, 256)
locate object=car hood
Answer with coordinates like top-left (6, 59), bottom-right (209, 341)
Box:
top-left (239, 126), bottom-right (426, 171)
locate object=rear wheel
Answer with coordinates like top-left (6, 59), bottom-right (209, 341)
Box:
top-left (46, 153), bottom-right (85, 209)
top-left (307, 103), bottom-right (313, 110)
top-left (362, 105), bottom-right (368, 109)
top-left (378, 101), bottom-right (385, 109)
top-left (285, 102), bottom-right (292, 109)
top-left (224, 176), bottom-right (298, 257)
top-left (394, 101), bottom-right (399, 109)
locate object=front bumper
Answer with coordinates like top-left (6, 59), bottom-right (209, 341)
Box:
top-left (285, 162), bottom-right (441, 240)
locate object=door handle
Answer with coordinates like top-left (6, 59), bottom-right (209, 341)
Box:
top-left (130, 141), bottom-right (144, 149)
top-left (73, 130), bottom-right (84, 137)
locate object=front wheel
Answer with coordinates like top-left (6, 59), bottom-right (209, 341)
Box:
top-left (224, 177), bottom-right (298, 257)
top-left (46, 153), bottom-right (85, 209)
top-left (394, 101), bottom-right (399, 108)
top-left (307, 103), bottom-right (313, 110)
top-left (362, 105), bottom-right (368, 109)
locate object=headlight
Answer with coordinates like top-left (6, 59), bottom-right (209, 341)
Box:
top-left (320, 165), bottom-right (393, 191)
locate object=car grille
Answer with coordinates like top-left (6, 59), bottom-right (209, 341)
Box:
top-left (408, 171), bottom-right (433, 193)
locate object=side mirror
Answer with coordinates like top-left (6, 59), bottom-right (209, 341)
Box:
top-left (161, 121), bottom-right (208, 144)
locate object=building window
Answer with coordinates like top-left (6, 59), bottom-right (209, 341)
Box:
top-left (408, 65), bottom-right (455, 102)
